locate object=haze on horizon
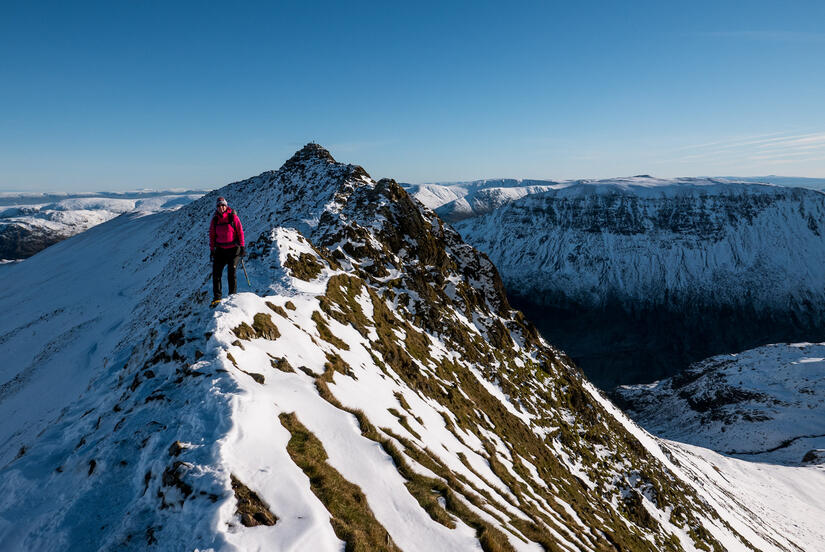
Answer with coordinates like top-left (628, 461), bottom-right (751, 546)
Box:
top-left (2, 0), bottom-right (824, 192)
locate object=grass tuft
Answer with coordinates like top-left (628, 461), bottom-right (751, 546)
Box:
top-left (312, 311), bottom-right (350, 350)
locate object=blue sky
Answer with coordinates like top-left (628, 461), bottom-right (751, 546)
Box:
top-left (2, 0), bottom-right (824, 191)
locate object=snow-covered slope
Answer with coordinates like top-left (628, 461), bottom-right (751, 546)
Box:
top-left (0, 191), bottom-right (205, 260)
top-left (614, 342), bottom-right (825, 465)
top-left (717, 176), bottom-right (825, 192)
top-left (660, 440), bottom-right (825, 552)
top-left (444, 176), bottom-right (825, 387)
top-left (1, 148), bottom-right (822, 551)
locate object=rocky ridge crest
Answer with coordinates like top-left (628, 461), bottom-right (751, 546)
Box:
top-left (0, 148), bottom-right (794, 551)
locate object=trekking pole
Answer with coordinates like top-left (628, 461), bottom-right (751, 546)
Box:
top-left (240, 258), bottom-right (251, 287)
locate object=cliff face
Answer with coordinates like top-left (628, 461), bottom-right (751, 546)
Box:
top-left (0, 153), bottom-right (811, 551)
top-left (444, 177), bottom-right (825, 387)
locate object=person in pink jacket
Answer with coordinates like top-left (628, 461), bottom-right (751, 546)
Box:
top-left (209, 196), bottom-right (245, 304)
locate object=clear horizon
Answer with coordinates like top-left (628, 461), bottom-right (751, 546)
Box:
top-left (4, 165), bottom-right (825, 196)
top-left (3, 1), bottom-right (825, 192)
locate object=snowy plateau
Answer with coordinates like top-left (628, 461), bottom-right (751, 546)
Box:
top-left (0, 191), bottom-right (205, 261)
top-left (1, 145), bottom-right (824, 551)
top-left (406, 178), bottom-right (825, 388)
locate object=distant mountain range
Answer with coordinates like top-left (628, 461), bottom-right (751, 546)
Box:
top-left (403, 175), bottom-right (825, 225)
top-left (7, 176), bottom-right (821, 264)
top-left (405, 176), bottom-right (825, 389)
top-left (0, 190), bottom-right (205, 260)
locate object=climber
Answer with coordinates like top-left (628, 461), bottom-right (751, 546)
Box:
top-left (209, 196), bottom-right (245, 306)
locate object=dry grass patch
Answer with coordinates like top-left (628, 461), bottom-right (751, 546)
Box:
top-left (312, 311), bottom-right (350, 350)
top-left (266, 301), bottom-right (289, 318)
top-left (320, 274), bottom-right (372, 338)
top-left (387, 408), bottom-right (422, 440)
top-left (279, 412), bottom-right (400, 552)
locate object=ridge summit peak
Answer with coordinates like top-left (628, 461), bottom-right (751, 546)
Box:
top-left (282, 142), bottom-right (336, 169)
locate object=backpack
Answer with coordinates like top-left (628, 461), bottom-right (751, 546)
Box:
top-left (212, 209), bottom-right (240, 245)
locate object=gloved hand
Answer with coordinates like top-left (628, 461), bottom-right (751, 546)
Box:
top-left (209, 249), bottom-right (214, 262)
top-left (239, 246), bottom-right (246, 258)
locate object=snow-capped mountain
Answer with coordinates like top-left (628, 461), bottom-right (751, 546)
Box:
top-left (404, 176), bottom-right (825, 217)
top-left (1, 147), bottom-right (823, 551)
top-left (614, 342), bottom-right (825, 465)
top-left (0, 191), bottom-right (205, 260)
top-left (403, 180), bottom-right (564, 222)
top-left (429, 176), bottom-right (825, 388)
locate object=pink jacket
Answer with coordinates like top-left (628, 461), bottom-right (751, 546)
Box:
top-left (209, 208), bottom-right (244, 250)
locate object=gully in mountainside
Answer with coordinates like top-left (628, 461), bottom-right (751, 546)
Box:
top-left (209, 196), bottom-right (245, 307)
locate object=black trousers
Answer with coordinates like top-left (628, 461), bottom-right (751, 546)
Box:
top-left (212, 246), bottom-right (239, 299)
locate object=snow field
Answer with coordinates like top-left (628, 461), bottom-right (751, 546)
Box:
top-left (666, 441), bottom-right (825, 552)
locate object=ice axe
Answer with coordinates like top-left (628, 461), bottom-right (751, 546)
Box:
top-left (240, 257), bottom-right (251, 287)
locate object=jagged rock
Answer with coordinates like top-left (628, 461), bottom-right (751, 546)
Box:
top-left (230, 475), bottom-right (277, 527)
top-left (802, 449), bottom-right (825, 465)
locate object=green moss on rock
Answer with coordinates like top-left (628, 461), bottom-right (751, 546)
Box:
top-left (270, 356), bottom-right (294, 373)
top-left (266, 301), bottom-right (289, 318)
top-left (253, 313), bottom-right (280, 340)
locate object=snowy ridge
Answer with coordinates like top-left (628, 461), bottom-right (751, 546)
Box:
top-left (1, 146), bottom-right (821, 550)
top-left (614, 342), bottom-right (825, 464)
top-left (717, 175), bottom-right (825, 192)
